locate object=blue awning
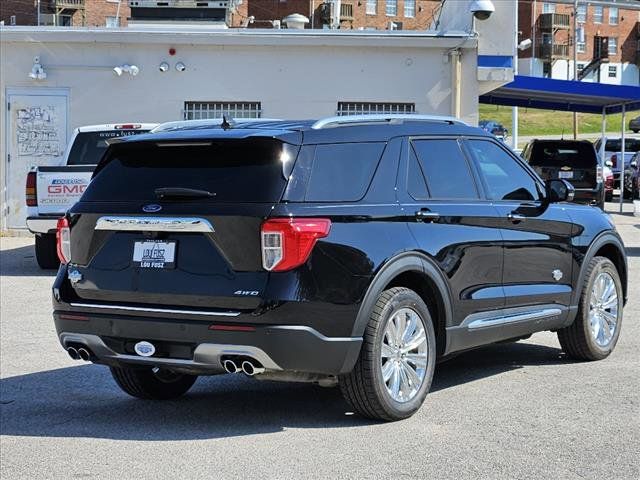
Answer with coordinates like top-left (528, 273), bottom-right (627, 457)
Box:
top-left (480, 75), bottom-right (640, 114)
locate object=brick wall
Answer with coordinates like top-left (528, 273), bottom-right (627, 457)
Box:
top-left (230, 0), bottom-right (440, 30)
top-left (1, 0), bottom-right (37, 26)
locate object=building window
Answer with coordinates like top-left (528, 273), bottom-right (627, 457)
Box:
top-left (577, 63), bottom-right (585, 74)
top-left (366, 0), bottom-right (376, 15)
top-left (609, 7), bottom-right (618, 25)
top-left (336, 102), bottom-right (416, 116)
top-left (542, 3), bottom-right (555, 14)
top-left (593, 5), bottom-right (603, 23)
top-left (543, 62), bottom-right (552, 78)
top-left (386, 0), bottom-right (398, 16)
top-left (404, 0), bottom-right (415, 18)
top-left (576, 4), bottom-right (586, 23)
top-left (608, 37), bottom-right (617, 55)
top-left (183, 102), bottom-right (262, 120)
top-left (608, 65), bottom-right (617, 78)
top-left (105, 16), bottom-right (119, 28)
top-left (577, 41), bottom-right (586, 53)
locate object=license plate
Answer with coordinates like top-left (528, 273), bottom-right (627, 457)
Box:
top-left (559, 171), bottom-right (573, 179)
top-left (133, 240), bottom-right (176, 269)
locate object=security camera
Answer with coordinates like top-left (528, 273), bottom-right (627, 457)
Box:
top-left (175, 62), bottom-right (186, 72)
top-left (128, 65), bottom-right (140, 76)
top-left (469, 0), bottom-right (495, 21)
top-left (518, 38), bottom-right (532, 51)
top-left (113, 66), bottom-right (123, 76)
top-left (159, 62), bottom-right (169, 72)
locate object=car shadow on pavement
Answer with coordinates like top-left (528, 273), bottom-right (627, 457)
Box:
top-left (0, 244), bottom-right (57, 277)
top-left (625, 247), bottom-right (640, 257)
top-left (0, 341), bottom-right (568, 440)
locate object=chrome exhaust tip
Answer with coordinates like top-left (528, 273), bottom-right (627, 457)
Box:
top-left (223, 359), bottom-right (240, 374)
top-left (77, 348), bottom-right (91, 361)
top-left (67, 347), bottom-right (79, 360)
top-left (241, 360), bottom-right (265, 376)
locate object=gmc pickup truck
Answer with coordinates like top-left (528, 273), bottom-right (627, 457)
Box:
top-left (26, 123), bottom-right (157, 268)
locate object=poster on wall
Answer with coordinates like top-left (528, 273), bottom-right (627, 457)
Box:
top-left (6, 90), bottom-right (68, 229)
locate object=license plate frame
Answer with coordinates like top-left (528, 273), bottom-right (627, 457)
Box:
top-left (558, 171), bottom-right (574, 179)
top-left (133, 240), bottom-right (177, 269)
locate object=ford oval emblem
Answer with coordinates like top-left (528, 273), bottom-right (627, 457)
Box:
top-left (134, 341), bottom-right (156, 357)
top-left (142, 204), bottom-right (162, 213)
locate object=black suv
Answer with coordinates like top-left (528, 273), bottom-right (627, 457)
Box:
top-left (52, 115), bottom-right (628, 421)
top-left (521, 140), bottom-right (604, 209)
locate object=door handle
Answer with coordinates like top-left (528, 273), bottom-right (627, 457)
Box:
top-left (507, 213), bottom-right (526, 223)
top-left (415, 210), bottom-right (440, 222)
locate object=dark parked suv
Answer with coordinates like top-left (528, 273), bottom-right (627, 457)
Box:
top-left (521, 140), bottom-right (604, 209)
top-left (52, 115), bottom-right (628, 421)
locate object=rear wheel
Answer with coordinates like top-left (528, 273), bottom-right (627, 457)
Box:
top-left (605, 191), bottom-right (613, 202)
top-left (35, 233), bottom-right (59, 269)
top-left (558, 257), bottom-right (623, 361)
top-left (110, 366), bottom-right (197, 400)
top-left (340, 287), bottom-right (436, 421)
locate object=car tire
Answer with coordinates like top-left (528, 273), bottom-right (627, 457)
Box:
top-left (110, 366), bottom-right (197, 400)
top-left (340, 287), bottom-right (436, 421)
top-left (557, 257), bottom-right (623, 361)
top-left (35, 233), bottom-right (60, 269)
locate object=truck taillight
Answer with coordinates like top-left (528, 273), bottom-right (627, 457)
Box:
top-left (26, 171), bottom-right (37, 207)
top-left (597, 166), bottom-right (603, 183)
top-left (56, 217), bottom-right (71, 264)
top-left (261, 218), bottom-right (331, 272)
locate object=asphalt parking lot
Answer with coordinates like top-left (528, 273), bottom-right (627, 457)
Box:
top-left (1, 203), bottom-right (639, 480)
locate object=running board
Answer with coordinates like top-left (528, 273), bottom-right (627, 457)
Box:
top-left (465, 307), bottom-right (562, 330)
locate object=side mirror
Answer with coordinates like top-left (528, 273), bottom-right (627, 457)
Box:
top-left (630, 160), bottom-right (638, 169)
top-left (605, 160), bottom-right (613, 168)
top-left (546, 179), bottom-right (575, 203)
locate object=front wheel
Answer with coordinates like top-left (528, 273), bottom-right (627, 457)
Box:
top-left (558, 257), bottom-right (623, 361)
top-left (110, 366), bottom-right (197, 400)
top-left (340, 287), bottom-right (436, 421)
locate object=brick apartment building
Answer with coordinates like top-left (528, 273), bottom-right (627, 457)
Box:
top-left (229, 1), bottom-right (441, 30)
top-left (518, 0), bottom-right (640, 85)
top-left (1, 0), bottom-right (130, 27)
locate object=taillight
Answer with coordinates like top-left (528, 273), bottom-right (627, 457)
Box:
top-left (26, 171), bottom-right (37, 207)
top-left (56, 217), bottom-right (71, 264)
top-left (261, 218), bottom-right (331, 272)
top-left (597, 166), bottom-right (603, 183)
top-left (611, 155), bottom-right (617, 168)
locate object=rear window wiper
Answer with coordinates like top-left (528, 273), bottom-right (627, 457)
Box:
top-left (154, 187), bottom-right (216, 199)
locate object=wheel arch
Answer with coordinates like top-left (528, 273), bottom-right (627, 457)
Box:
top-left (350, 252), bottom-right (453, 357)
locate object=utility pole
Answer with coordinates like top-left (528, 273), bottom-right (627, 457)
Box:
top-left (572, 0), bottom-right (578, 139)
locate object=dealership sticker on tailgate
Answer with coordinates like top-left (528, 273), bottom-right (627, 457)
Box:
top-left (133, 240), bottom-right (177, 269)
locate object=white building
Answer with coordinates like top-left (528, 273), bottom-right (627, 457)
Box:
top-left (0, 1), bottom-right (517, 230)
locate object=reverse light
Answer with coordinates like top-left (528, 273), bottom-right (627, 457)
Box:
top-left (26, 171), bottom-right (37, 207)
top-left (56, 217), bottom-right (71, 264)
top-left (596, 166), bottom-right (603, 183)
top-left (261, 218), bottom-right (331, 272)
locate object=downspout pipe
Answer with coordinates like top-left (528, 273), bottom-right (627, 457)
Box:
top-left (450, 49), bottom-right (462, 119)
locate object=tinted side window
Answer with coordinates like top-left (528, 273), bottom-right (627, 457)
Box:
top-left (407, 148), bottom-right (429, 200)
top-left (305, 143), bottom-right (384, 202)
top-left (411, 139), bottom-right (478, 199)
top-left (467, 140), bottom-right (541, 202)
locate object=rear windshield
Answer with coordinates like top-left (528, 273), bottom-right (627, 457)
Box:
top-left (528, 142), bottom-right (597, 168)
top-left (67, 130), bottom-right (150, 165)
top-left (82, 139), bottom-right (291, 203)
top-left (604, 138), bottom-right (640, 153)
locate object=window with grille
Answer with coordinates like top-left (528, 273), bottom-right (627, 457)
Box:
top-left (608, 66), bottom-right (617, 78)
top-left (608, 37), bottom-right (617, 55)
top-left (336, 102), bottom-right (416, 116)
top-left (386, 0), bottom-right (398, 16)
top-left (593, 5), bottom-right (603, 23)
top-left (404, 0), bottom-right (415, 18)
top-left (366, 0), bottom-right (376, 15)
top-left (542, 3), bottom-right (555, 14)
top-left (183, 102), bottom-right (262, 120)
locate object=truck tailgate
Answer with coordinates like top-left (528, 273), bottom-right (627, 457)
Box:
top-left (36, 165), bottom-right (94, 215)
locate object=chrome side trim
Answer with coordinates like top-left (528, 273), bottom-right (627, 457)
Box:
top-left (465, 307), bottom-right (562, 330)
top-left (69, 302), bottom-right (240, 317)
top-left (95, 216), bottom-right (214, 232)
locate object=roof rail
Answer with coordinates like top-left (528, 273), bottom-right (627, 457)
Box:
top-left (311, 114), bottom-right (467, 130)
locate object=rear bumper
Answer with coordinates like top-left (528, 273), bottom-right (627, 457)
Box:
top-left (54, 311), bottom-right (362, 376)
top-left (26, 216), bottom-right (60, 234)
top-left (573, 186), bottom-right (603, 205)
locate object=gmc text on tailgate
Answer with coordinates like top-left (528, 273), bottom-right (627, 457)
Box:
top-left (52, 116), bottom-right (628, 421)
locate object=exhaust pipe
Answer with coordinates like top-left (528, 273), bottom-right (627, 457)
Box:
top-left (223, 359), bottom-right (240, 374)
top-left (67, 347), bottom-right (79, 360)
top-left (241, 360), bottom-right (265, 376)
top-left (77, 348), bottom-right (91, 361)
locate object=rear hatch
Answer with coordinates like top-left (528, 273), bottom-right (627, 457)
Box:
top-left (528, 142), bottom-right (598, 189)
top-left (66, 137), bottom-right (297, 312)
